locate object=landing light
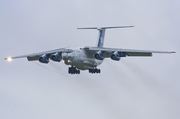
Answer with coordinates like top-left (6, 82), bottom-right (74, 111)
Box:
top-left (7, 57), bottom-right (12, 62)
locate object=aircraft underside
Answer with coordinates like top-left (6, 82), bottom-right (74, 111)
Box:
top-left (63, 52), bottom-right (103, 74)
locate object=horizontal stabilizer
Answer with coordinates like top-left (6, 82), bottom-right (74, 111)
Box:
top-left (77, 26), bottom-right (134, 30)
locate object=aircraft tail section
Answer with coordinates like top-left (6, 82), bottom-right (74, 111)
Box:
top-left (77, 26), bottom-right (133, 47)
top-left (97, 29), bottom-right (105, 47)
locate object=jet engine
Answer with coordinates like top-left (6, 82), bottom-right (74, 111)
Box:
top-left (111, 52), bottom-right (120, 61)
top-left (94, 52), bottom-right (104, 60)
top-left (50, 53), bottom-right (61, 62)
top-left (38, 54), bottom-right (49, 63)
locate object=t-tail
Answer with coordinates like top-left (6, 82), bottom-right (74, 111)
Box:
top-left (77, 26), bottom-right (134, 47)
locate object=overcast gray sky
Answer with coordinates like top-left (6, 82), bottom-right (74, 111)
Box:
top-left (0, 0), bottom-right (180, 119)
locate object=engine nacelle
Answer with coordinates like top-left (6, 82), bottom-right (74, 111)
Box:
top-left (94, 52), bottom-right (104, 60)
top-left (50, 53), bottom-right (61, 62)
top-left (111, 52), bottom-right (120, 61)
top-left (38, 55), bottom-right (49, 63)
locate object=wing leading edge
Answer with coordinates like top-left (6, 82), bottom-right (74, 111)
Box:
top-left (4, 48), bottom-right (73, 61)
top-left (84, 46), bottom-right (175, 58)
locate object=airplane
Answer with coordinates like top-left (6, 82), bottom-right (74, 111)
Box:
top-left (4, 26), bottom-right (176, 74)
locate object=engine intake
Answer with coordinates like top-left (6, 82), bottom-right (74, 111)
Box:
top-left (50, 53), bottom-right (61, 62)
top-left (94, 52), bottom-right (104, 60)
top-left (111, 52), bottom-right (120, 61)
top-left (38, 55), bottom-right (49, 63)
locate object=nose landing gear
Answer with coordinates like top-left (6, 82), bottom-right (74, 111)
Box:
top-left (89, 68), bottom-right (101, 74)
top-left (68, 67), bottom-right (80, 74)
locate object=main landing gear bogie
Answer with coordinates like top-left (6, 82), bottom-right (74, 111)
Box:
top-left (89, 68), bottom-right (101, 74)
top-left (68, 67), bottom-right (80, 74)
top-left (68, 67), bottom-right (101, 74)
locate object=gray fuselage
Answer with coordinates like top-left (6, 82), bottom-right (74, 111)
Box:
top-left (62, 47), bottom-right (103, 70)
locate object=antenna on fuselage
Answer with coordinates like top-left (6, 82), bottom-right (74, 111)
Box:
top-left (77, 26), bottom-right (134, 47)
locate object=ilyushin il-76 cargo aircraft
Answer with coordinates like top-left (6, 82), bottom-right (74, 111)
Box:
top-left (5, 26), bottom-right (175, 74)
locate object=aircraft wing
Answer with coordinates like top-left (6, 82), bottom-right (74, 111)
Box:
top-left (4, 48), bottom-right (73, 61)
top-left (84, 47), bottom-right (175, 58)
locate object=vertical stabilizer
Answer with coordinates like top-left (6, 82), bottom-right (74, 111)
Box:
top-left (97, 29), bottom-right (105, 47)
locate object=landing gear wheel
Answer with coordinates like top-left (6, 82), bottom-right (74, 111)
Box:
top-left (68, 67), bottom-right (71, 74)
top-left (68, 67), bottom-right (80, 74)
top-left (89, 68), bottom-right (101, 74)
